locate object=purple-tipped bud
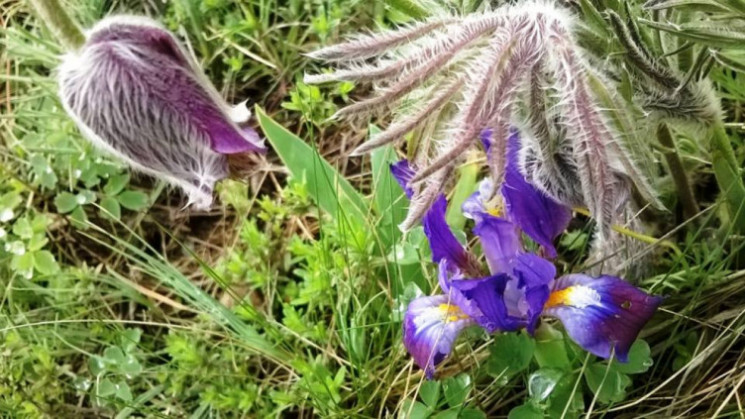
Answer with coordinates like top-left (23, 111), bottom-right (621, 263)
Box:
top-left (58, 16), bottom-right (264, 209)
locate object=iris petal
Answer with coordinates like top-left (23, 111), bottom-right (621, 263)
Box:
top-left (403, 295), bottom-right (475, 379)
top-left (474, 216), bottom-right (522, 274)
top-left (543, 274), bottom-right (662, 361)
top-left (511, 253), bottom-right (556, 333)
top-left (502, 131), bottom-right (571, 258)
top-left (449, 273), bottom-right (526, 332)
top-left (391, 160), bottom-right (473, 272)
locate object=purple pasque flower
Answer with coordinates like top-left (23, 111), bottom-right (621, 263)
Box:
top-left (58, 16), bottom-right (265, 209)
top-left (393, 130), bottom-right (661, 378)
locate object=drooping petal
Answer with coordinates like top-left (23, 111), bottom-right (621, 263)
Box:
top-left (58, 16), bottom-right (264, 209)
top-left (511, 253), bottom-right (556, 333)
top-left (449, 273), bottom-right (526, 333)
top-left (390, 160), bottom-right (417, 198)
top-left (391, 160), bottom-right (473, 272)
top-left (502, 130), bottom-right (571, 258)
top-left (543, 274), bottom-right (662, 362)
top-left (403, 295), bottom-right (475, 379)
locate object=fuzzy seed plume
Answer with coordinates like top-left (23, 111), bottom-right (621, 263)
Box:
top-left (306, 1), bottom-right (657, 237)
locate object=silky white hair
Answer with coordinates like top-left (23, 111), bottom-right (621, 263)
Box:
top-left (58, 15), bottom-right (259, 209)
top-left (306, 1), bottom-right (659, 242)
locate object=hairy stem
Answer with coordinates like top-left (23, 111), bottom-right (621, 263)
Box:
top-left (657, 123), bottom-right (699, 220)
top-left (27, 0), bottom-right (85, 51)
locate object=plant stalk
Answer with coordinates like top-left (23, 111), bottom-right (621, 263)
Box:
top-left (27, 0), bottom-right (85, 51)
top-left (657, 123), bottom-right (699, 221)
top-left (710, 122), bottom-right (745, 233)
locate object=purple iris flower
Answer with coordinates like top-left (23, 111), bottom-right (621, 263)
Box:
top-left (58, 16), bottom-right (265, 209)
top-left (396, 130), bottom-right (661, 378)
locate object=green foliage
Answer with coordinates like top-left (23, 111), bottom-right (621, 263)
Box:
top-left (400, 374), bottom-right (487, 419)
top-left (5, 0), bottom-right (745, 417)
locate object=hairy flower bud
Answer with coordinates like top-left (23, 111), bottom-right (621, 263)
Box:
top-left (58, 16), bottom-right (264, 209)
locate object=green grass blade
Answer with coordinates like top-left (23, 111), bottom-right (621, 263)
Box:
top-left (370, 126), bottom-right (407, 247)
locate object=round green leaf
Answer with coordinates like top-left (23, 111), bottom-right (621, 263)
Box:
top-left (611, 340), bottom-right (652, 375)
top-left (419, 380), bottom-right (441, 408)
top-left (443, 373), bottom-right (471, 408)
top-left (115, 380), bottom-right (133, 401)
top-left (70, 206), bottom-right (89, 229)
top-left (508, 403), bottom-right (544, 419)
top-left (547, 374), bottom-right (584, 418)
top-left (99, 196), bottom-right (121, 220)
top-left (533, 323), bottom-right (571, 369)
top-left (97, 378), bottom-right (116, 397)
top-left (54, 192), bottom-right (78, 214)
top-left (487, 332), bottom-right (535, 380)
top-left (104, 173), bottom-right (130, 196)
top-left (399, 400), bottom-right (431, 419)
top-left (33, 250), bottom-right (60, 275)
top-left (118, 190), bottom-right (150, 211)
top-left (584, 363), bottom-right (632, 404)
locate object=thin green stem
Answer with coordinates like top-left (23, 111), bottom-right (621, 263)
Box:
top-left (657, 123), bottom-right (699, 221)
top-left (27, 0), bottom-right (85, 51)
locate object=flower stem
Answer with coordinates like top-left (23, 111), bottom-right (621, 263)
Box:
top-left (710, 122), bottom-right (745, 233)
top-left (657, 123), bottom-right (699, 221)
top-left (27, 0), bottom-right (85, 51)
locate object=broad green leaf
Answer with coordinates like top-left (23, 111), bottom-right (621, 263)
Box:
top-left (533, 323), bottom-right (571, 369)
top-left (487, 332), bottom-right (535, 380)
top-left (431, 408), bottom-right (459, 419)
top-left (115, 380), bottom-right (133, 401)
top-left (387, 242), bottom-right (420, 265)
top-left (118, 190), bottom-right (150, 211)
top-left (508, 403), bottom-right (544, 419)
top-left (584, 363), bottom-right (632, 404)
top-left (97, 378), bottom-right (116, 397)
top-left (419, 380), bottom-right (441, 408)
top-left (443, 373), bottom-right (471, 408)
top-left (104, 346), bottom-right (126, 365)
top-left (33, 250), bottom-right (59, 275)
top-left (371, 131), bottom-right (407, 246)
top-left (12, 252), bottom-right (34, 273)
top-left (546, 373), bottom-right (584, 418)
top-left (610, 340), bottom-right (652, 375)
top-left (0, 192), bottom-right (22, 212)
top-left (12, 217), bottom-right (33, 239)
top-left (88, 356), bottom-right (106, 375)
top-left (54, 192), bottom-right (78, 214)
top-left (256, 107), bottom-right (368, 226)
top-left (70, 206), bottom-right (89, 229)
top-left (100, 196), bottom-right (121, 220)
top-left (104, 173), bottom-right (130, 196)
top-left (120, 354), bottom-right (143, 377)
top-left (77, 190), bottom-right (96, 205)
top-left (399, 400), bottom-right (431, 419)
top-left (459, 408), bottom-right (487, 419)
top-left (119, 328), bottom-right (142, 352)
